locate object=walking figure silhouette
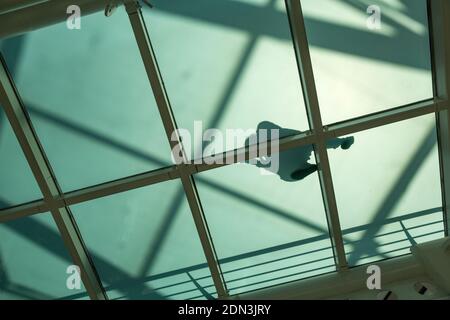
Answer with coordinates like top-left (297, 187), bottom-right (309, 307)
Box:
top-left (245, 121), bottom-right (354, 181)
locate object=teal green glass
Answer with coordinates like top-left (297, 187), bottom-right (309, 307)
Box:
top-left (70, 180), bottom-right (216, 300)
top-left (0, 108), bottom-right (42, 209)
top-left (0, 212), bottom-right (87, 299)
top-left (302, 0), bottom-right (433, 124)
top-left (144, 0), bottom-right (309, 159)
top-left (0, 9), bottom-right (172, 192)
top-left (195, 160), bottom-right (335, 295)
top-left (328, 114), bottom-right (444, 266)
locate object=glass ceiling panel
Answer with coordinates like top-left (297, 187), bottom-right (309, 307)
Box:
top-left (0, 9), bottom-right (172, 193)
top-left (144, 0), bottom-right (309, 159)
top-left (71, 179), bottom-right (216, 300)
top-left (0, 212), bottom-right (88, 300)
top-left (195, 154), bottom-right (336, 295)
top-left (328, 114), bottom-right (444, 267)
top-left (301, 0), bottom-right (433, 124)
top-left (0, 0), bottom-right (447, 301)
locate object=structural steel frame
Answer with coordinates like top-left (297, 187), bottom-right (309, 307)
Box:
top-left (0, 0), bottom-right (449, 300)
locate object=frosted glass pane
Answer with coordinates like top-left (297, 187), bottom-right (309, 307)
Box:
top-left (328, 115), bottom-right (444, 266)
top-left (0, 212), bottom-right (87, 300)
top-left (196, 158), bottom-right (335, 295)
top-left (302, 0), bottom-right (433, 124)
top-left (71, 180), bottom-right (215, 300)
top-left (145, 0), bottom-right (309, 158)
top-left (1, 10), bottom-right (172, 192)
top-left (0, 107), bottom-right (42, 209)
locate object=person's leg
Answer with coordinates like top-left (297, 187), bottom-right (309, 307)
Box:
top-left (290, 164), bottom-right (318, 181)
top-left (340, 136), bottom-right (354, 150)
top-left (326, 136), bottom-right (354, 150)
top-left (326, 138), bottom-right (343, 149)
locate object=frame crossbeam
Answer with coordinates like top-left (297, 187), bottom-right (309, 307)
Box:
top-left (0, 55), bottom-right (107, 300)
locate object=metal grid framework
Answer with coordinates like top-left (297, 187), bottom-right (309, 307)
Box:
top-left (0, 0), bottom-right (449, 300)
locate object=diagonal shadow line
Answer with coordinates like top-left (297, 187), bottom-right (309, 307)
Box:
top-left (149, 0), bottom-right (430, 70)
top-left (399, 220), bottom-right (418, 246)
top-left (196, 0), bottom-right (277, 156)
top-left (0, 199), bottom-right (67, 300)
top-left (0, 35), bottom-right (26, 79)
top-left (137, 187), bottom-right (185, 276)
top-left (0, 246), bottom-right (8, 285)
top-left (0, 204), bottom-right (163, 300)
top-left (343, 0), bottom-right (427, 28)
top-left (347, 125), bottom-right (437, 265)
top-left (227, 264), bottom-right (335, 292)
top-left (359, 0), bottom-right (427, 23)
top-left (199, 36), bottom-right (258, 156)
top-left (186, 272), bottom-right (214, 300)
top-left (1, 34), bottom-right (27, 128)
top-left (202, 21), bottom-right (260, 131)
top-left (342, 207), bottom-right (442, 236)
top-left (199, 177), bottom-right (330, 236)
top-left (26, 104), bottom-right (171, 168)
top-left (1, 282), bottom-right (54, 300)
top-left (78, 232), bottom-right (333, 295)
top-left (150, 0), bottom-right (287, 39)
top-left (345, 220), bottom-right (442, 246)
top-left (302, 15), bottom-right (430, 70)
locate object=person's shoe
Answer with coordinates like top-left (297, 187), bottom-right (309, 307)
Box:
top-left (290, 164), bottom-right (318, 181)
top-left (341, 136), bottom-right (354, 150)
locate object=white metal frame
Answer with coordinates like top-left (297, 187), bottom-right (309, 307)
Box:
top-left (0, 0), bottom-right (449, 300)
top-left (0, 54), bottom-right (107, 300)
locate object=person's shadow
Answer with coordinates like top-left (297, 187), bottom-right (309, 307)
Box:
top-left (245, 121), bottom-right (354, 182)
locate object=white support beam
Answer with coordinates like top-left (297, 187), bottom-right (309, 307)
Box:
top-left (0, 54), bottom-right (107, 300)
top-left (192, 131), bottom-right (315, 173)
top-left (285, 0), bottom-right (347, 270)
top-left (59, 166), bottom-right (178, 207)
top-left (123, 0), bottom-right (228, 298)
top-left (326, 99), bottom-right (447, 139)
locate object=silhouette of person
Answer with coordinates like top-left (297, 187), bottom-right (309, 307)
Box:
top-left (245, 121), bottom-right (354, 182)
